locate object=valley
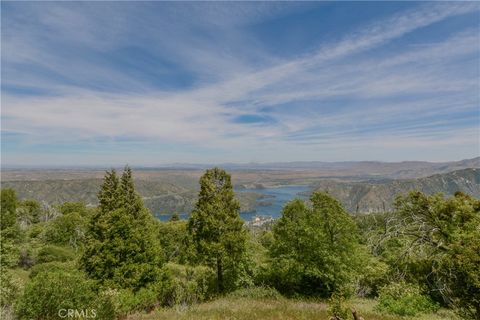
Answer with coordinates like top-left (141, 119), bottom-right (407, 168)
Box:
top-left (2, 158), bottom-right (478, 220)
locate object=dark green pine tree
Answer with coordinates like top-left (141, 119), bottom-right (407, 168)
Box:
top-left (84, 169), bottom-right (120, 249)
top-left (187, 168), bottom-right (247, 293)
top-left (97, 169), bottom-right (121, 214)
top-left (119, 166), bottom-right (143, 216)
top-left (81, 167), bottom-right (162, 290)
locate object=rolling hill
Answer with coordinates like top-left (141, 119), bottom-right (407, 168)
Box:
top-left (0, 176), bottom-right (260, 216)
top-left (312, 168), bottom-right (480, 213)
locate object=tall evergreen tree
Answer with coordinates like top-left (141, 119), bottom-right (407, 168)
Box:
top-left (97, 169), bottom-right (121, 214)
top-left (81, 167), bottom-right (161, 290)
top-left (119, 166), bottom-right (143, 216)
top-left (187, 168), bottom-right (247, 293)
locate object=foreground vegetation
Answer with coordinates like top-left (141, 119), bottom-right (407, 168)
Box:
top-left (1, 167), bottom-right (479, 319)
top-left (127, 289), bottom-right (459, 320)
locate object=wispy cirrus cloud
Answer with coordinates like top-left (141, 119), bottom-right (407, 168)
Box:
top-left (1, 2), bottom-right (479, 165)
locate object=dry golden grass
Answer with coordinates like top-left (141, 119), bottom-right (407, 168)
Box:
top-left (127, 296), bottom-right (459, 320)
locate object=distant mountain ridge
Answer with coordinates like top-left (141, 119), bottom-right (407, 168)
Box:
top-left (219, 157), bottom-right (480, 179)
top-left (2, 157), bottom-right (479, 180)
top-left (313, 168), bottom-right (480, 213)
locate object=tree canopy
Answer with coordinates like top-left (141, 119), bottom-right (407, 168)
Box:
top-left (387, 191), bottom-right (480, 318)
top-left (81, 167), bottom-right (162, 290)
top-left (269, 192), bottom-right (363, 297)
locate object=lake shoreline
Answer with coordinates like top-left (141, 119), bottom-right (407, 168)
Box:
top-left (156, 185), bottom-right (312, 221)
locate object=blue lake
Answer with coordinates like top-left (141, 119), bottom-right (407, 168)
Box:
top-left (157, 185), bottom-right (310, 222)
top-left (237, 185), bottom-right (310, 220)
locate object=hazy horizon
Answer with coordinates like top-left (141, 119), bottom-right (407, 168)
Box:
top-left (2, 2), bottom-right (479, 166)
top-left (1, 156), bottom-right (478, 171)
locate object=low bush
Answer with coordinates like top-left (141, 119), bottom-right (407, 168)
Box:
top-left (26, 223), bottom-right (45, 240)
top-left (157, 220), bottom-right (190, 263)
top-left (16, 269), bottom-right (112, 320)
top-left (327, 293), bottom-right (350, 320)
top-left (158, 263), bottom-right (216, 306)
top-left (356, 257), bottom-right (389, 297)
top-left (106, 287), bottom-right (158, 316)
top-left (95, 264), bottom-right (216, 317)
top-left (94, 289), bottom-right (118, 320)
top-left (0, 270), bottom-right (21, 308)
top-left (36, 245), bottom-right (75, 264)
top-left (376, 281), bottom-right (439, 316)
top-left (58, 202), bottom-right (88, 216)
top-left (116, 287), bottom-right (159, 315)
top-left (134, 287), bottom-right (159, 312)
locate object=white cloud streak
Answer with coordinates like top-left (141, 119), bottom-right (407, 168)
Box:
top-left (2, 2), bottom-right (479, 164)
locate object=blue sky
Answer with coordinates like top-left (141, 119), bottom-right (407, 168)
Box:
top-left (1, 1), bottom-right (479, 166)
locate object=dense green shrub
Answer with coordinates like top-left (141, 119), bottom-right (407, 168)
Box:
top-left (157, 220), bottom-right (190, 263)
top-left (115, 287), bottom-right (158, 315)
top-left (58, 202), bottom-right (89, 216)
top-left (36, 245), bottom-right (76, 264)
top-left (158, 263), bottom-right (216, 306)
top-left (356, 256), bottom-right (389, 297)
top-left (0, 270), bottom-right (21, 308)
top-left (26, 223), bottom-right (45, 240)
top-left (241, 232), bottom-right (268, 288)
top-left (376, 282), bottom-right (439, 316)
top-left (16, 270), bottom-right (111, 320)
top-left (19, 199), bottom-right (42, 224)
top-left (43, 212), bottom-right (87, 248)
top-left (131, 287), bottom-right (158, 312)
top-left (93, 263), bottom-right (216, 316)
top-left (328, 293), bottom-right (350, 320)
top-left (259, 230), bottom-right (274, 249)
top-left (93, 287), bottom-right (159, 318)
top-left (0, 269), bottom-right (23, 320)
top-left (94, 290), bottom-right (118, 320)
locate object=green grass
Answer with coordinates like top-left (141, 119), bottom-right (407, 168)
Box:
top-left (10, 268), bottom-right (31, 285)
top-left (127, 295), bottom-right (459, 320)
